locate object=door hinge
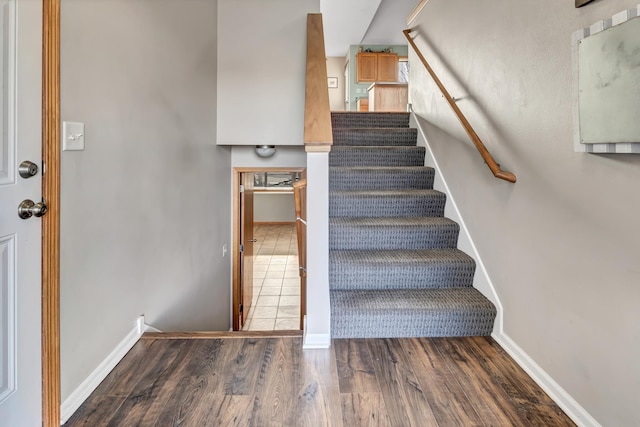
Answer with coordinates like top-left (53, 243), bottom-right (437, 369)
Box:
top-left (240, 244), bottom-right (244, 252)
top-left (240, 304), bottom-right (244, 313)
top-left (239, 184), bottom-right (244, 193)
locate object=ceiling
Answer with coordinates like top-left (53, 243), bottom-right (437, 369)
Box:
top-left (321, 0), bottom-right (419, 57)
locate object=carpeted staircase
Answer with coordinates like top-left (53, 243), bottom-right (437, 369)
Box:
top-left (329, 112), bottom-right (496, 338)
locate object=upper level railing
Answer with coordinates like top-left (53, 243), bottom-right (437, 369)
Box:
top-left (304, 14), bottom-right (333, 153)
top-left (403, 29), bottom-right (516, 183)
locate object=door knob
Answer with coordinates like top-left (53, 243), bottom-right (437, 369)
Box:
top-left (18, 160), bottom-right (39, 178)
top-left (249, 239), bottom-right (258, 242)
top-left (18, 199), bottom-right (48, 219)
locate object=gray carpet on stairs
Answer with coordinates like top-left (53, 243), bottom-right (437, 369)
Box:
top-left (330, 288), bottom-right (497, 338)
top-left (330, 146), bottom-right (426, 167)
top-left (328, 112), bottom-right (496, 338)
top-left (333, 128), bottom-right (418, 146)
top-left (330, 166), bottom-right (435, 190)
top-left (329, 249), bottom-right (476, 290)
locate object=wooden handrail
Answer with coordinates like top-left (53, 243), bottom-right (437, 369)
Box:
top-left (293, 179), bottom-right (307, 330)
top-left (403, 29), bottom-right (516, 183)
top-left (304, 14), bottom-right (333, 152)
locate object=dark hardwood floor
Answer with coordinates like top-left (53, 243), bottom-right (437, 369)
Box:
top-left (64, 335), bottom-right (575, 426)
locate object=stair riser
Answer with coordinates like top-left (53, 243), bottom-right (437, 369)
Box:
top-left (331, 112), bottom-right (410, 128)
top-left (330, 168), bottom-right (434, 190)
top-left (329, 263), bottom-right (475, 290)
top-left (330, 311), bottom-right (495, 338)
top-left (332, 129), bottom-right (417, 146)
top-left (330, 193), bottom-right (445, 218)
top-left (330, 148), bottom-right (425, 167)
top-left (330, 288), bottom-right (497, 338)
top-left (329, 224), bottom-right (459, 250)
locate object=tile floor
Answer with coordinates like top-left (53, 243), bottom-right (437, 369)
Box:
top-left (243, 224), bottom-right (301, 331)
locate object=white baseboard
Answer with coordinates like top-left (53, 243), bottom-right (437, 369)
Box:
top-left (492, 332), bottom-right (601, 427)
top-left (302, 315), bottom-right (331, 349)
top-left (60, 315), bottom-right (146, 424)
top-left (303, 333), bottom-right (331, 349)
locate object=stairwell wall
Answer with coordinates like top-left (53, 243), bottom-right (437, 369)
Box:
top-left (216, 0), bottom-right (320, 146)
top-left (60, 0), bottom-right (231, 404)
top-left (409, 1), bottom-right (640, 426)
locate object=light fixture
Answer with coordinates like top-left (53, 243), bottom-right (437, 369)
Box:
top-left (255, 145), bottom-right (276, 158)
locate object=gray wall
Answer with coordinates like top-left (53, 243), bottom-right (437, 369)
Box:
top-left (231, 145), bottom-right (307, 168)
top-left (254, 193), bottom-right (296, 223)
top-left (60, 0), bottom-right (231, 401)
top-left (217, 0), bottom-right (320, 146)
top-left (410, 1), bottom-right (640, 426)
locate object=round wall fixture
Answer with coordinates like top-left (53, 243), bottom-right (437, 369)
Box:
top-left (255, 145), bottom-right (276, 158)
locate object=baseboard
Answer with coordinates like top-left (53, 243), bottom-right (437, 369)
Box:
top-left (302, 315), bottom-right (331, 349)
top-left (492, 332), bottom-right (601, 427)
top-left (303, 333), bottom-right (331, 349)
top-left (60, 315), bottom-right (146, 424)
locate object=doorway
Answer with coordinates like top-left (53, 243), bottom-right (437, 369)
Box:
top-left (232, 167), bottom-right (305, 332)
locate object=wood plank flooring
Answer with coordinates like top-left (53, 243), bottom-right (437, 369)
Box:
top-left (64, 336), bottom-right (575, 426)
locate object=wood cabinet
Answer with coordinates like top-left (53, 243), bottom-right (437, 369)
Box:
top-left (356, 98), bottom-right (369, 112)
top-left (356, 52), bottom-right (398, 83)
top-left (367, 83), bottom-right (407, 112)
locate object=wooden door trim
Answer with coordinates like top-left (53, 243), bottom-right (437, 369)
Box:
top-left (42, 0), bottom-right (61, 425)
top-left (232, 167), bottom-right (305, 331)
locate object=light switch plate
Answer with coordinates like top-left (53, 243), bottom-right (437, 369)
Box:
top-left (63, 121), bottom-right (85, 151)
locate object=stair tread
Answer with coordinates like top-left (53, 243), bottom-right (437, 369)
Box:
top-left (332, 146), bottom-right (423, 151)
top-left (330, 166), bottom-right (433, 171)
top-left (331, 288), bottom-right (494, 309)
top-left (331, 189), bottom-right (443, 196)
top-left (330, 216), bottom-right (457, 226)
top-left (330, 248), bottom-right (474, 264)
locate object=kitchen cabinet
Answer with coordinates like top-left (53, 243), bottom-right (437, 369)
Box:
top-left (357, 98), bottom-right (369, 112)
top-left (367, 83), bottom-right (408, 112)
top-left (356, 52), bottom-right (398, 83)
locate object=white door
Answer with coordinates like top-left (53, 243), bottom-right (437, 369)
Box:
top-left (0, 1), bottom-right (43, 425)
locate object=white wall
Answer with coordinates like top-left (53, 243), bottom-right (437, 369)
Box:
top-left (231, 145), bottom-right (306, 168)
top-left (327, 57), bottom-right (345, 111)
top-left (217, 0), bottom-right (320, 146)
top-left (60, 0), bottom-right (231, 402)
top-left (410, 2), bottom-right (640, 426)
top-left (254, 193), bottom-right (296, 223)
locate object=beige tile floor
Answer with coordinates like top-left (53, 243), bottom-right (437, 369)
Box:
top-left (243, 224), bottom-right (301, 331)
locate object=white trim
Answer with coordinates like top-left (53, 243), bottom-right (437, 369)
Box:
top-left (302, 315), bottom-right (330, 349)
top-left (0, 0), bottom-right (16, 186)
top-left (492, 332), bottom-right (602, 427)
top-left (303, 333), bottom-right (331, 349)
top-left (407, 0), bottom-right (430, 26)
top-left (0, 234), bottom-right (16, 403)
top-left (60, 316), bottom-right (145, 424)
top-left (138, 315), bottom-right (161, 333)
top-left (409, 110), bottom-right (504, 334)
